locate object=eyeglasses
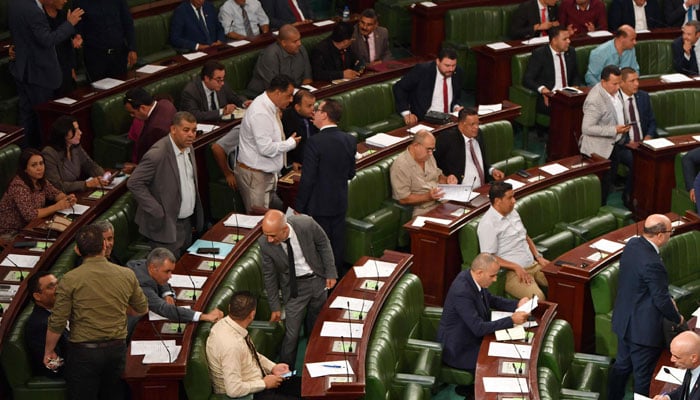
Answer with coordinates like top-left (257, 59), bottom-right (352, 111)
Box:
top-left (212, 77), bottom-right (225, 83)
top-left (419, 143), bottom-right (435, 152)
top-left (661, 228), bottom-right (675, 234)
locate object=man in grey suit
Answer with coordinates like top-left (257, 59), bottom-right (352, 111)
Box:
top-left (580, 65), bottom-right (631, 205)
top-left (9, 0), bottom-right (84, 147)
top-left (180, 60), bottom-right (251, 123)
top-left (259, 209), bottom-right (337, 367)
top-left (350, 8), bottom-right (392, 65)
top-left (128, 112), bottom-right (204, 257)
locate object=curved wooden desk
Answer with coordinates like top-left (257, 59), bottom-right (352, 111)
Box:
top-left (0, 125), bottom-right (23, 149)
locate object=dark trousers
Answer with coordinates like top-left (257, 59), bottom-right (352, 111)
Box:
top-left (15, 80), bottom-right (54, 148)
top-left (148, 216), bottom-right (192, 259)
top-left (83, 46), bottom-right (128, 82)
top-left (252, 376), bottom-right (302, 399)
top-left (607, 337), bottom-right (662, 399)
top-left (602, 143), bottom-right (633, 205)
top-left (312, 213), bottom-right (345, 276)
top-left (66, 341), bottom-right (127, 400)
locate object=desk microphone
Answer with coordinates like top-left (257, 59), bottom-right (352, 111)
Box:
top-left (465, 176), bottom-right (477, 204)
top-left (527, 294), bottom-right (536, 322)
top-left (4, 255), bottom-right (25, 282)
top-left (358, 292), bottom-right (366, 321)
top-left (174, 302), bottom-right (183, 333)
top-left (148, 319), bottom-right (173, 363)
top-left (187, 274), bottom-right (198, 301)
top-left (507, 333), bottom-right (531, 398)
top-left (340, 336), bottom-right (351, 382)
top-left (663, 367), bottom-right (684, 385)
top-left (345, 302), bottom-right (354, 353)
top-left (368, 244), bottom-right (380, 291)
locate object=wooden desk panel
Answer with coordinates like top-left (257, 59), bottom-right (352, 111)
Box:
top-left (0, 125), bottom-right (24, 148)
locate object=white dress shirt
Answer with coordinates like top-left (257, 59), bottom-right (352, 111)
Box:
top-left (428, 65), bottom-right (453, 114)
top-left (462, 136), bottom-right (486, 186)
top-left (632, 0), bottom-right (648, 30)
top-left (285, 224), bottom-right (314, 277)
top-left (169, 135), bottom-right (196, 219)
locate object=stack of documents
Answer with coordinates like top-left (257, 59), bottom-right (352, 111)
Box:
top-left (660, 73), bottom-right (692, 83)
top-left (365, 133), bottom-right (407, 148)
top-left (91, 78), bottom-right (125, 90)
top-left (169, 274), bottom-right (207, 289)
top-left (182, 52), bottom-right (207, 61)
top-left (223, 214), bottom-right (263, 228)
top-left (642, 137), bottom-right (675, 149)
top-left (477, 104), bottom-right (502, 115)
top-left (131, 340), bottom-right (181, 364)
top-left (407, 124), bottom-right (435, 134)
top-left (411, 216), bottom-right (452, 228)
top-left (306, 360), bottom-right (354, 377)
top-left (539, 163), bottom-right (569, 175)
top-left (1, 254), bottom-right (40, 269)
top-left (353, 260), bottom-right (397, 278)
top-left (438, 184), bottom-right (480, 203)
top-left (136, 65), bottom-right (167, 74)
top-left (590, 238), bottom-right (625, 254)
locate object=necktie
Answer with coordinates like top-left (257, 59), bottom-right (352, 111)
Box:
top-left (209, 91), bottom-right (217, 111)
top-left (628, 97), bottom-right (641, 142)
top-left (364, 35), bottom-right (371, 61)
top-left (284, 239), bottom-right (298, 298)
top-left (197, 8), bottom-right (211, 43)
top-left (682, 369), bottom-right (692, 400)
top-left (481, 290), bottom-right (490, 313)
top-left (541, 8), bottom-right (548, 36)
top-left (287, 0), bottom-right (303, 21)
top-left (340, 49), bottom-right (346, 67)
top-left (469, 139), bottom-right (485, 185)
top-left (240, 4), bottom-right (254, 37)
top-left (557, 53), bottom-right (567, 87)
top-left (244, 334), bottom-right (267, 378)
top-left (303, 118), bottom-right (310, 139)
top-left (442, 76), bottom-right (449, 113)
top-left (688, 4), bottom-right (695, 22)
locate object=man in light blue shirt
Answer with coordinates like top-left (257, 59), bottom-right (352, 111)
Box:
top-left (585, 24), bottom-right (640, 85)
top-left (219, 0), bottom-right (270, 40)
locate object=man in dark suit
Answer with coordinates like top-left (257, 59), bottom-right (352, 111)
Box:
top-left (651, 331), bottom-right (700, 400)
top-left (523, 26), bottom-right (581, 115)
top-left (665, 0), bottom-right (699, 27)
top-left (170, 0), bottom-right (226, 52)
top-left (9, 0), bottom-right (83, 148)
top-left (437, 253), bottom-right (530, 397)
top-left (311, 22), bottom-right (362, 81)
top-left (261, 0), bottom-right (313, 29)
top-left (434, 108), bottom-right (504, 187)
top-left (350, 8), bottom-right (392, 65)
top-left (124, 88), bottom-right (178, 163)
top-left (681, 147), bottom-right (700, 212)
top-left (393, 47), bottom-right (465, 125)
top-left (282, 89), bottom-right (318, 170)
top-left (128, 112), bottom-right (204, 258)
top-left (181, 60), bottom-right (250, 122)
top-left (673, 21), bottom-right (700, 75)
top-left (608, 0), bottom-right (663, 31)
top-left (259, 210), bottom-right (337, 367)
top-left (608, 214), bottom-right (683, 400)
top-left (295, 99), bottom-right (356, 276)
top-left (510, 0), bottom-right (560, 39)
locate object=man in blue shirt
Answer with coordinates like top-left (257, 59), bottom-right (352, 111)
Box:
top-left (585, 24), bottom-right (639, 85)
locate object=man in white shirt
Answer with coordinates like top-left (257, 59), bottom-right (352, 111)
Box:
top-left (219, 0), bottom-right (270, 40)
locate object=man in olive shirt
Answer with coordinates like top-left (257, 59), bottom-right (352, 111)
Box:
top-left (44, 225), bottom-right (148, 400)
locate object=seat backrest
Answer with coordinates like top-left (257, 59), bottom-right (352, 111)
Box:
top-left (480, 120), bottom-right (515, 165)
top-left (539, 319), bottom-right (575, 382)
top-left (458, 218), bottom-right (482, 269)
top-left (337, 83), bottom-right (396, 131)
top-left (183, 323), bottom-right (214, 400)
top-left (650, 89), bottom-right (700, 130)
top-left (675, 152), bottom-right (692, 191)
top-left (133, 14), bottom-right (170, 60)
top-left (346, 165), bottom-right (389, 219)
top-left (0, 144), bottom-right (20, 196)
top-left (574, 45), bottom-right (597, 80)
top-left (91, 93), bottom-right (133, 139)
top-left (635, 39), bottom-right (674, 76)
top-left (590, 261), bottom-right (620, 316)
top-left (511, 53), bottom-right (532, 88)
top-left (366, 337), bottom-right (399, 399)
top-left (0, 305), bottom-right (34, 389)
top-left (549, 175), bottom-right (601, 223)
top-left (661, 231), bottom-right (700, 286)
top-left (146, 71), bottom-right (195, 109)
top-left (538, 366), bottom-right (562, 400)
top-left (301, 32), bottom-right (331, 55)
top-left (445, 7), bottom-right (510, 45)
top-left (224, 50), bottom-right (261, 92)
top-left (514, 190), bottom-right (561, 239)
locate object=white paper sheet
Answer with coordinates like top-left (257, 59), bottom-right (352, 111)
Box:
top-left (522, 36), bottom-right (549, 45)
top-left (196, 123), bottom-right (218, 133)
top-left (495, 326), bottom-right (527, 341)
top-left (516, 295), bottom-right (539, 313)
top-left (353, 260), bottom-right (397, 278)
top-left (57, 203), bottom-right (90, 215)
top-left (329, 296), bottom-right (375, 313)
top-left (300, 84), bottom-right (317, 92)
top-left (655, 366), bottom-right (685, 384)
top-left (407, 124), bottom-right (435, 134)
top-left (136, 64), bottom-right (167, 74)
top-left (320, 321), bottom-right (364, 338)
top-left (104, 176), bottom-right (127, 189)
top-left (365, 133), bottom-right (408, 148)
top-left (169, 274), bottom-right (207, 289)
top-left (142, 344), bottom-right (181, 364)
top-left (411, 216), bottom-right (452, 228)
top-left (587, 30), bottom-right (613, 37)
top-left (483, 377), bottom-right (529, 393)
top-left (0, 254), bottom-right (41, 269)
top-left (312, 20), bottom-right (335, 27)
top-left (227, 39), bottom-right (251, 47)
top-left (223, 214), bottom-right (263, 228)
top-left (539, 163), bottom-right (569, 175)
top-left (91, 78), bottom-right (125, 90)
top-left (590, 238), bottom-right (625, 253)
top-left (643, 138), bottom-right (675, 149)
top-left (633, 393), bottom-right (653, 400)
top-left (486, 42), bottom-right (511, 50)
top-left (54, 97), bottom-right (77, 105)
top-left (660, 73), bottom-right (692, 83)
top-left (182, 52), bottom-right (207, 61)
top-left (478, 104), bottom-right (503, 115)
top-left (487, 342), bottom-right (532, 359)
top-left (305, 360), bottom-right (354, 378)
top-left (131, 340), bottom-right (177, 355)
top-left (438, 184), bottom-right (480, 203)
top-left (504, 178), bottom-right (525, 190)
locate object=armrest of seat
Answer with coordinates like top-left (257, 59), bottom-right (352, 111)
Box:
top-left (511, 149), bottom-right (541, 167)
top-left (598, 206), bottom-right (633, 228)
top-left (535, 244), bottom-right (549, 256)
top-left (347, 125), bottom-right (373, 141)
top-left (394, 373), bottom-right (436, 386)
top-left (556, 222), bottom-right (590, 241)
top-left (346, 217), bottom-right (374, 232)
top-left (573, 352), bottom-right (611, 366)
top-left (656, 128), bottom-right (669, 137)
top-left (560, 388), bottom-right (601, 399)
top-left (248, 320), bottom-right (281, 332)
top-left (407, 338), bottom-right (443, 352)
top-left (401, 382), bottom-right (430, 400)
top-left (26, 377), bottom-right (67, 389)
top-left (668, 284), bottom-right (692, 300)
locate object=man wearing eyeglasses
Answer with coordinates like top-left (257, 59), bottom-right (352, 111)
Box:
top-left (181, 60), bottom-right (251, 122)
top-left (608, 213), bottom-right (684, 400)
top-left (390, 130), bottom-right (458, 217)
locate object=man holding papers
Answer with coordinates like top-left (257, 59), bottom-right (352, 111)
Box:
top-left (652, 331), bottom-right (700, 400)
top-left (608, 214), bottom-right (684, 400)
top-left (207, 290), bottom-right (300, 399)
top-left (259, 210), bottom-right (337, 367)
top-left (437, 253), bottom-right (530, 399)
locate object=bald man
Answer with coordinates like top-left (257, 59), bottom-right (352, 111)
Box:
top-left (258, 210), bottom-right (337, 367)
top-left (608, 214), bottom-right (684, 400)
top-left (653, 331), bottom-right (700, 400)
top-left (585, 25), bottom-right (639, 85)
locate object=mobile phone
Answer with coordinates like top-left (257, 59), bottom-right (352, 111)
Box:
top-left (281, 370), bottom-right (296, 379)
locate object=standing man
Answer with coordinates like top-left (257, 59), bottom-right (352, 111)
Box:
top-left (580, 65), bottom-right (631, 205)
top-left (558, 0), bottom-right (608, 35)
top-left (219, 0), bottom-right (270, 40)
top-left (247, 24), bottom-right (313, 94)
top-left (585, 25), bottom-right (639, 85)
top-left (128, 112), bottom-right (204, 258)
top-left (350, 8), bottom-right (392, 65)
top-left (44, 225), bottom-right (148, 399)
top-left (608, 214), bottom-right (684, 399)
top-left (170, 0), bottom-right (226, 52)
top-left (311, 22), bottom-right (362, 81)
top-left (281, 89), bottom-right (317, 171)
top-left (608, 0), bottom-right (663, 31)
top-left (295, 99), bottom-right (356, 275)
top-left (393, 48), bottom-right (465, 125)
top-left (672, 21), bottom-right (700, 75)
top-left (651, 331), bottom-right (700, 400)
top-left (73, 0), bottom-right (136, 82)
top-left (9, 0), bottom-right (83, 148)
top-left (235, 75), bottom-right (300, 213)
top-left (477, 181), bottom-right (550, 300)
top-left (123, 88), bottom-right (178, 163)
top-left (26, 272), bottom-right (68, 378)
top-left (259, 210), bottom-right (337, 367)
top-left (181, 60), bottom-right (250, 123)
top-left (510, 0), bottom-right (560, 39)
top-left (523, 26), bottom-right (581, 114)
top-left (261, 0), bottom-right (313, 29)
top-left (434, 108), bottom-right (505, 186)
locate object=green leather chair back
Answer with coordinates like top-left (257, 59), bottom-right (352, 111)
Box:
top-left (635, 39), bottom-right (674, 77)
top-left (661, 231), bottom-right (700, 286)
top-left (146, 71), bottom-right (195, 109)
top-left (133, 13), bottom-right (176, 65)
top-left (183, 323), bottom-right (215, 400)
top-left (511, 53), bottom-right (531, 90)
top-left (374, 0), bottom-right (415, 46)
top-left (346, 165), bottom-right (388, 220)
top-left (91, 93), bottom-right (133, 139)
top-left (537, 366), bottom-right (561, 400)
top-left (301, 32), bottom-right (331, 55)
top-left (0, 144), bottom-right (20, 196)
top-left (226, 50), bottom-right (261, 93)
top-left (458, 218), bottom-right (482, 270)
top-left (549, 175), bottom-right (601, 224)
top-left (671, 152), bottom-right (696, 215)
top-left (514, 190), bottom-right (560, 240)
top-left (336, 83), bottom-right (396, 132)
top-left (539, 319), bottom-right (575, 383)
top-left (445, 7), bottom-right (509, 44)
top-left (574, 45), bottom-right (597, 81)
top-left (366, 337), bottom-right (398, 399)
top-left (590, 261), bottom-right (619, 357)
top-left (650, 89), bottom-right (700, 134)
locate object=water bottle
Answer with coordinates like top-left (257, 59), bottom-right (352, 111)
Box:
top-left (342, 5), bottom-right (350, 21)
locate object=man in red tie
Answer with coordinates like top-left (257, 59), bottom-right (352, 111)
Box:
top-left (510, 0), bottom-right (560, 39)
top-left (261, 0), bottom-right (313, 29)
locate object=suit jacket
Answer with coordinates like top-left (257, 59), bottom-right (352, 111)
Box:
top-left (434, 127), bottom-right (492, 184)
top-left (170, 0), bottom-right (226, 51)
top-left (258, 214), bottom-right (337, 312)
top-left (682, 147), bottom-right (700, 190)
top-left (523, 44), bottom-right (580, 113)
top-left (310, 37), bottom-right (362, 81)
top-left (180, 78), bottom-right (246, 122)
top-left (350, 24), bottom-right (392, 64)
top-left (510, 0), bottom-right (559, 39)
top-left (580, 83), bottom-right (620, 158)
top-left (135, 100), bottom-right (178, 163)
top-left (261, 0), bottom-right (313, 29)
top-left (665, 0), bottom-right (696, 27)
top-left (672, 36), bottom-right (699, 75)
top-left (9, 0), bottom-right (75, 89)
top-left (393, 61), bottom-right (465, 120)
top-left (612, 237), bottom-right (682, 348)
top-left (437, 270), bottom-right (518, 371)
top-left (666, 371), bottom-right (700, 400)
top-left (281, 107), bottom-right (318, 165)
top-left (608, 0), bottom-right (663, 30)
top-left (628, 90), bottom-right (658, 139)
top-left (25, 305), bottom-right (68, 378)
top-left (128, 135), bottom-right (204, 244)
top-left (295, 126), bottom-right (356, 216)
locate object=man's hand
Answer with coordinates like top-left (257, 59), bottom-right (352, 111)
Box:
top-left (122, 162), bottom-right (137, 174)
top-left (292, 162), bottom-right (302, 172)
top-left (271, 363), bottom-right (290, 375)
top-left (514, 266), bottom-right (533, 285)
top-left (263, 374), bottom-right (283, 389)
top-left (222, 104), bottom-right (237, 116)
top-left (517, 297), bottom-right (531, 307)
top-left (269, 311), bottom-right (281, 322)
top-left (615, 125), bottom-right (631, 135)
top-left (224, 172), bottom-right (237, 189)
top-left (127, 51), bottom-right (137, 67)
top-left (201, 308), bottom-right (224, 323)
top-left (492, 169), bottom-right (505, 180)
top-left (72, 34), bottom-right (83, 49)
top-left (511, 311), bottom-right (529, 325)
top-left (691, 188), bottom-right (696, 202)
top-left (343, 69), bottom-right (360, 79)
top-left (535, 255), bottom-right (550, 266)
top-left (584, 21), bottom-right (595, 32)
top-left (429, 187), bottom-right (444, 200)
top-left (8, 45), bottom-right (15, 61)
top-left (326, 279), bottom-right (337, 289)
top-left (290, 132), bottom-right (301, 144)
top-left (164, 295), bottom-right (176, 305)
top-left (67, 8), bottom-right (85, 26)
top-left (652, 395), bottom-right (671, 400)
top-left (403, 113), bottom-right (418, 126)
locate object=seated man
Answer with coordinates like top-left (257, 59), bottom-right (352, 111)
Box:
top-left (650, 331), bottom-right (700, 400)
top-left (585, 25), bottom-right (639, 85)
top-left (393, 47), bottom-right (464, 125)
top-left (123, 88), bottom-right (178, 163)
top-left (672, 21), bottom-right (700, 75)
top-left (219, 0), bottom-right (270, 40)
top-left (127, 247), bottom-right (223, 335)
top-left (437, 253), bottom-right (530, 383)
top-left (261, 0), bottom-right (313, 29)
top-left (523, 26), bottom-right (581, 115)
top-left (25, 272), bottom-right (68, 378)
top-left (181, 60), bottom-right (250, 123)
top-left (310, 22), bottom-right (361, 81)
top-left (434, 108), bottom-right (504, 186)
top-left (510, 0), bottom-right (560, 39)
top-left (350, 8), bottom-right (392, 65)
top-left (170, 0), bottom-right (226, 51)
top-left (664, 0), bottom-right (699, 27)
top-left (681, 147), bottom-right (700, 213)
top-left (558, 0), bottom-right (608, 35)
top-left (390, 130), bottom-right (457, 217)
top-left (247, 24), bottom-right (312, 94)
top-left (608, 0), bottom-right (663, 31)
top-left (282, 89), bottom-right (317, 171)
top-left (207, 290), bottom-right (300, 399)
top-left (477, 181), bottom-right (550, 300)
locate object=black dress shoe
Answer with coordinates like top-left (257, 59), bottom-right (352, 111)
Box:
top-left (455, 384), bottom-right (474, 399)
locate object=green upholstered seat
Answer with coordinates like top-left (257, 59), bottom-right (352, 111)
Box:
top-left (336, 81), bottom-right (404, 140)
top-left (481, 120), bottom-right (540, 175)
top-left (515, 190), bottom-right (576, 260)
top-left (374, 0), bottom-right (415, 47)
top-left (221, 50), bottom-right (260, 98)
top-left (575, 45), bottom-right (597, 83)
top-left (671, 152), bottom-right (696, 215)
top-left (650, 89), bottom-right (700, 136)
top-left (590, 261), bottom-right (620, 357)
top-left (0, 144), bottom-right (20, 196)
top-left (509, 52), bottom-right (540, 147)
top-left (205, 142), bottom-right (246, 221)
top-left (635, 39), bottom-right (674, 78)
top-left (133, 13), bottom-right (177, 66)
top-left (661, 231), bottom-right (700, 317)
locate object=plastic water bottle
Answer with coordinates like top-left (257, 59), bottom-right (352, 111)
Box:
top-left (342, 6), bottom-right (350, 21)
